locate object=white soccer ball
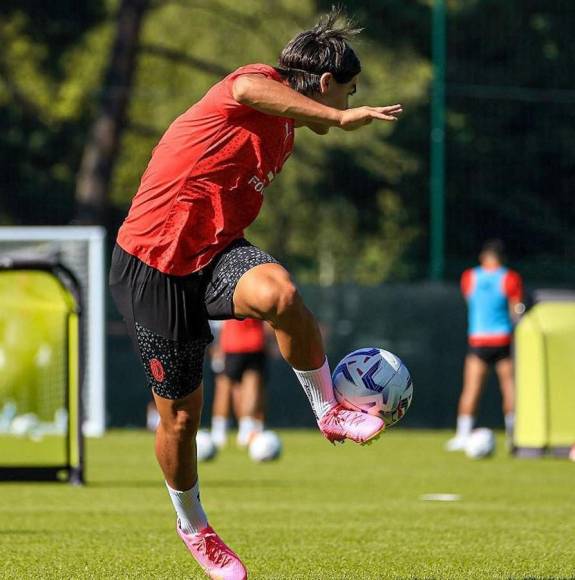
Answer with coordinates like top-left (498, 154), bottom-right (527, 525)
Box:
top-left (196, 429), bottom-right (217, 462)
top-left (332, 347), bottom-right (413, 427)
top-left (10, 413), bottom-right (39, 436)
top-left (248, 430), bottom-right (282, 462)
top-left (464, 428), bottom-right (496, 459)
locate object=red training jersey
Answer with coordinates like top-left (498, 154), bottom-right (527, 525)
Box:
top-left (220, 319), bottom-right (266, 354)
top-left (117, 64), bottom-right (295, 275)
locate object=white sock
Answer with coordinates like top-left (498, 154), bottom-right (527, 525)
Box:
top-left (166, 480), bottom-right (208, 535)
top-left (237, 417), bottom-right (256, 444)
top-left (504, 412), bottom-right (515, 437)
top-left (293, 357), bottom-right (336, 420)
top-left (211, 416), bottom-right (228, 438)
top-left (456, 415), bottom-right (474, 439)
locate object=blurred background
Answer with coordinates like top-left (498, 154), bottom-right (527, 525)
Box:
top-left (1, 0), bottom-right (573, 431)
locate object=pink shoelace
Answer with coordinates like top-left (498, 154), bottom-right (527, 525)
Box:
top-left (195, 531), bottom-right (233, 567)
top-left (324, 406), bottom-right (367, 429)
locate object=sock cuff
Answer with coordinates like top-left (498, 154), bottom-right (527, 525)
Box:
top-left (293, 356), bottom-right (329, 377)
top-left (211, 416), bottom-right (229, 429)
top-left (293, 357), bottom-right (335, 420)
top-left (166, 479), bottom-right (198, 496)
top-left (456, 415), bottom-right (474, 436)
top-left (238, 417), bottom-right (256, 432)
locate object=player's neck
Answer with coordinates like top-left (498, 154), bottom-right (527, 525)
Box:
top-left (481, 261), bottom-right (501, 271)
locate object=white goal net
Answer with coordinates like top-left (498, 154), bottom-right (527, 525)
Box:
top-left (0, 226), bottom-right (106, 437)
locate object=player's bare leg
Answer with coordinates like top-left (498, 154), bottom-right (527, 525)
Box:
top-left (233, 263), bottom-right (384, 444)
top-left (236, 369), bottom-right (265, 447)
top-left (234, 264), bottom-right (323, 369)
top-left (459, 354), bottom-right (489, 416)
top-left (154, 387), bottom-right (203, 490)
top-left (154, 387), bottom-right (247, 580)
top-left (495, 357), bottom-right (514, 416)
top-left (240, 369), bottom-right (264, 419)
top-left (446, 354), bottom-right (489, 451)
top-left (211, 373), bottom-right (232, 448)
top-left (495, 356), bottom-right (515, 447)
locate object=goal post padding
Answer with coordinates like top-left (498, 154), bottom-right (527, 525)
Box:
top-left (0, 264), bottom-right (84, 483)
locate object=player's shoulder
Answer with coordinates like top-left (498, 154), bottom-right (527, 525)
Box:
top-left (228, 63), bottom-right (282, 81)
top-left (504, 268), bottom-right (523, 282)
top-left (461, 267), bottom-right (475, 280)
top-left (460, 268), bottom-right (475, 296)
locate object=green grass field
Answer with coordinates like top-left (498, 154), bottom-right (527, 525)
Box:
top-left (1, 429), bottom-right (574, 579)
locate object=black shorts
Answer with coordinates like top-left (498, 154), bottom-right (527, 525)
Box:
top-left (109, 239), bottom-right (278, 400)
top-left (469, 345), bottom-right (512, 365)
top-left (224, 352), bottom-right (267, 383)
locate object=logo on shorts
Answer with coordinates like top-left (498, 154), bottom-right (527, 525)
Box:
top-left (149, 358), bottom-right (165, 382)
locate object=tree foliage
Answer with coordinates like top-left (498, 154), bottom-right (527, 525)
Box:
top-left (0, 0), bottom-right (111, 223)
top-left (1, 0), bottom-right (574, 283)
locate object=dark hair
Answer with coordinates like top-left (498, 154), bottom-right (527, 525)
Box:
top-left (276, 6), bottom-right (362, 96)
top-left (481, 239), bottom-right (506, 261)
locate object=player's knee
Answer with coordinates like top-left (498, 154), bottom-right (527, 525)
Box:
top-left (161, 407), bottom-right (200, 439)
top-left (256, 275), bottom-right (299, 320)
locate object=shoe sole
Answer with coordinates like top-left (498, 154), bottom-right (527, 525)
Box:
top-left (360, 426), bottom-right (385, 447)
top-left (326, 425), bottom-right (385, 446)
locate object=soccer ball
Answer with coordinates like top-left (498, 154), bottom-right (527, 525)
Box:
top-left (464, 428), bottom-right (496, 459)
top-left (249, 430), bottom-right (282, 462)
top-left (332, 347), bottom-right (413, 427)
top-left (196, 430), bottom-right (217, 462)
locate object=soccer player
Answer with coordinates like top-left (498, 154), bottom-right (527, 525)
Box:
top-left (446, 240), bottom-right (524, 452)
top-left (211, 318), bottom-right (269, 449)
top-left (109, 9), bottom-right (402, 579)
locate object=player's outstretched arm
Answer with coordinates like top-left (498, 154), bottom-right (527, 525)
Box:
top-left (337, 105), bottom-right (403, 131)
top-left (232, 74), bottom-right (402, 131)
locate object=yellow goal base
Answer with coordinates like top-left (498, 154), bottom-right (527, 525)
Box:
top-left (514, 299), bottom-right (575, 458)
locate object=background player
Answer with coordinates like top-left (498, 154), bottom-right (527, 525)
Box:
top-left (446, 240), bottom-right (524, 452)
top-left (110, 8), bottom-right (402, 579)
top-left (211, 318), bottom-right (270, 449)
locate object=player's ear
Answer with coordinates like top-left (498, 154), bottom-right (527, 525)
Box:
top-left (319, 72), bottom-right (333, 94)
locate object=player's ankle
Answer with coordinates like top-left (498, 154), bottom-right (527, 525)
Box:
top-left (166, 480), bottom-right (208, 534)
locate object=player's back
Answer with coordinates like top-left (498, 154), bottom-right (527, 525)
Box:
top-left (462, 266), bottom-right (514, 346)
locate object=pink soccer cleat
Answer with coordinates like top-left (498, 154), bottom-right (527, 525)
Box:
top-left (318, 404), bottom-right (385, 445)
top-left (177, 522), bottom-right (248, 580)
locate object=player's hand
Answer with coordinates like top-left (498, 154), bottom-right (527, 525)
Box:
top-left (338, 104), bottom-right (403, 131)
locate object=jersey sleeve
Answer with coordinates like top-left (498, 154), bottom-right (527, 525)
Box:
top-left (504, 270), bottom-right (523, 302)
top-left (460, 269), bottom-right (474, 298)
top-left (219, 64), bottom-right (283, 118)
